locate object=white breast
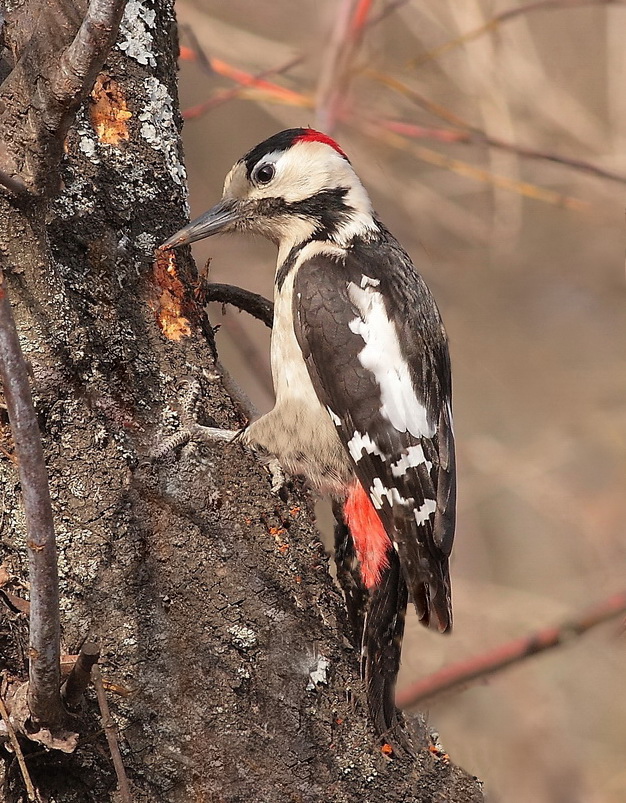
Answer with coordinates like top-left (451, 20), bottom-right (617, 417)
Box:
top-left (271, 242), bottom-right (343, 407)
top-left (244, 241), bottom-right (352, 492)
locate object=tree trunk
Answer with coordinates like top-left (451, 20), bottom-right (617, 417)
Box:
top-left (0, 1), bottom-right (483, 800)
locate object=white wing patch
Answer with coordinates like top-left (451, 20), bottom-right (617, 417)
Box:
top-left (347, 282), bottom-right (436, 439)
top-left (370, 477), bottom-right (436, 526)
top-left (347, 431), bottom-right (386, 463)
top-left (369, 477), bottom-right (411, 510)
top-left (390, 444), bottom-right (432, 477)
top-left (415, 499), bottom-right (437, 525)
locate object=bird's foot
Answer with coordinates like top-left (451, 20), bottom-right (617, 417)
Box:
top-left (152, 379), bottom-right (287, 496)
top-left (151, 378), bottom-right (240, 460)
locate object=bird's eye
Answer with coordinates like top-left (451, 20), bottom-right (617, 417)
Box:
top-left (254, 163), bottom-right (275, 184)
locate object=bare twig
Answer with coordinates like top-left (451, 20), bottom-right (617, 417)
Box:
top-left (397, 590), bottom-right (626, 709)
top-left (179, 24), bottom-right (215, 75)
top-left (368, 77), bottom-right (626, 185)
top-left (92, 666), bottom-right (133, 803)
top-left (182, 55), bottom-right (306, 120)
top-left (200, 281), bottom-right (274, 328)
top-left (361, 121), bottom-right (589, 211)
top-left (409, 0), bottom-right (626, 68)
top-left (0, 267), bottom-right (64, 727)
top-left (181, 24), bottom-right (305, 83)
top-left (0, 694), bottom-right (41, 802)
top-left (61, 642), bottom-right (101, 710)
top-left (179, 34), bottom-right (307, 120)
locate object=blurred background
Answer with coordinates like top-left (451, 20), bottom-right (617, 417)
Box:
top-left (173, 2), bottom-right (626, 800)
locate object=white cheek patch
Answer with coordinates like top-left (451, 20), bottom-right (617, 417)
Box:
top-left (390, 444), bottom-right (432, 477)
top-left (347, 283), bottom-right (436, 439)
top-left (347, 431), bottom-right (386, 463)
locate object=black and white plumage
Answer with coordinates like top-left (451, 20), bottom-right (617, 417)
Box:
top-left (162, 128), bottom-right (456, 748)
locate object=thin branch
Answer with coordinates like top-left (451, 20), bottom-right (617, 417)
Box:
top-left (368, 76), bottom-right (626, 185)
top-left (61, 642), bottom-right (101, 710)
top-left (179, 25), bottom-right (215, 76)
top-left (178, 31), bottom-right (307, 119)
top-left (360, 121), bottom-right (589, 210)
top-left (182, 55), bottom-right (306, 120)
top-left (0, 268), bottom-right (64, 727)
top-left (199, 281), bottom-right (274, 328)
top-left (409, 0), bottom-right (626, 68)
top-left (397, 590), bottom-right (626, 709)
top-left (92, 666), bottom-right (133, 803)
top-left (0, 693), bottom-right (41, 803)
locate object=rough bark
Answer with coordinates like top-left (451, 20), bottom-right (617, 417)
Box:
top-left (0, 1), bottom-right (484, 800)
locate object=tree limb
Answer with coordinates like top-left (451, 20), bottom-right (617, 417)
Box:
top-left (44, 0), bottom-right (128, 144)
top-left (199, 281), bottom-right (274, 328)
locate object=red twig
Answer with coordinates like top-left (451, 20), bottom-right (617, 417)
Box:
top-left (397, 591), bottom-right (626, 709)
top-left (0, 268), bottom-right (64, 727)
top-left (182, 56), bottom-right (305, 120)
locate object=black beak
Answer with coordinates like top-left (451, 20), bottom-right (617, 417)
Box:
top-left (160, 199), bottom-right (240, 249)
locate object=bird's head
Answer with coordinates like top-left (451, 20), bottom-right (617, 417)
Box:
top-left (161, 128), bottom-right (376, 253)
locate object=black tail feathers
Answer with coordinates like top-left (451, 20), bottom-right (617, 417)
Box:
top-left (362, 550), bottom-right (412, 752)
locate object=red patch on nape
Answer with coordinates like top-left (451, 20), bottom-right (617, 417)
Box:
top-left (344, 481), bottom-right (391, 589)
top-left (293, 128), bottom-right (349, 160)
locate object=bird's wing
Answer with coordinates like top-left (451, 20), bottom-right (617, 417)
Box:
top-left (292, 243), bottom-right (455, 631)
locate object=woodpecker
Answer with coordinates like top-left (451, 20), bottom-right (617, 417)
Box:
top-left (162, 128), bottom-right (456, 745)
